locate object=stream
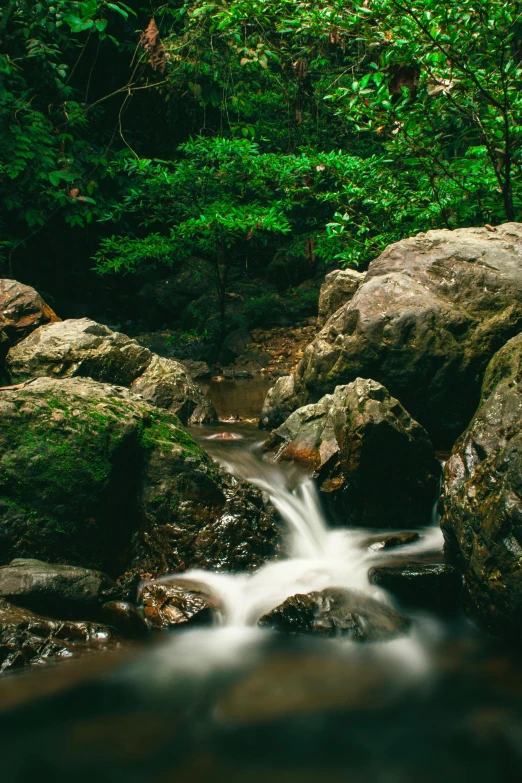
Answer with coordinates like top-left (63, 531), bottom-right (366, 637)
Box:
top-left (1, 380), bottom-right (522, 782)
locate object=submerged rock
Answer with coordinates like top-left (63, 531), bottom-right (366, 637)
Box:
top-left (0, 598), bottom-right (112, 672)
top-left (264, 378), bottom-right (439, 527)
top-left (0, 559), bottom-right (116, 617)
top-left (140, 581), bottom-right (222, 629)
top-left (0, 279), bottom-right (60, 351)
top-left (367, 532), bottom-right (420, 551)
top-left (369, 563), bottom-right (462, 612)
top-left (0, 377), bottom-right (279, 579)
top-left (130, 354), bottom-right (215, 424)
top-left (261, 224), bottom-right (522, 444)
top-left (441, 332), bottom-right (522, 639)
top-left (258, 588), bottom-right (410, 641)
top-left (6, 317), bottom-right (216, 425)
top-left (317, 268), bottom-right (366, 327)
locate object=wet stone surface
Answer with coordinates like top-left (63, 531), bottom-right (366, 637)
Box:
top-left (0, 598), bottom-right (113, 672)
top-left (140, 581), bottom-right (223, 629)
top-left (0, 558), bottom-right (117, 618)
top-left (100, 601), bottom-right (149, 638)
top-left (369, 563), bottom-right (462, 612)
top-left (258, 587), bottom-right (411, 641)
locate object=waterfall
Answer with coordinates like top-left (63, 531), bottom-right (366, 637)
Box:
top-left (146, 441), bottom-right (442, 629)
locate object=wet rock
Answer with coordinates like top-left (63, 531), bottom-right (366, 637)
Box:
top-left (258, 588), bottom-right (410, 641)
top-left (0, 376), bottom-right (279, 579)
top-left (317, 268), bottom-right (366, 327)
top-left (369, 563), bottom-right (462, 611)
top-left (101, 601), bottom-right (149, 638)
top-left (0, 559), bottom-right (116, 617)
top-left (130, 355), bottom-right (216, 424)
top-left (0, 598), bottom-right (112, 672)
top-left (264, 378), bottom-right (439, 527)
top-left (140, 581), bottom-right (222, 629)
top-left (367, 532), bottom-right (420, 551)
top-left (0, 279), bottom-right (60, 351)
top-left (441, 332), bottom-right (522, 639)
top-left (7, 317), bottom-right (152, 387)
top-left (262, 224), bottom-right (522, 444)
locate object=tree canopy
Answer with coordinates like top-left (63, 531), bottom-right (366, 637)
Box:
top-left (1, 1), bottom-right (521, 337)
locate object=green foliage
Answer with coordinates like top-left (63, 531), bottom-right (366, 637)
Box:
top-left (0, 0), bottom-right (136, 267)
top-left (1, 0), bottom-right (520, 334)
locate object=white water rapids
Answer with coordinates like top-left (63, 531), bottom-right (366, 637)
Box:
top-left (145, 444), bottom-right (444, 631)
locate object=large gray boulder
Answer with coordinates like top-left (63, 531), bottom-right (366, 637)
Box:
top-left (7, 317), bottom-right (152, 385)
top-left (264, 378), bottom-right (439, 527)
top-left (261, 224), bottom-right (522, 446)
top-left (317, 268), bottom-right (366, 327)
top-left (441, 333), bottom-right (522, 640)
top-left (6, 318), bottom-right (216, 424)
top-left (0, 377), bottom-right (278, 580)
top-left (0, 559), bottom-right (116, 617)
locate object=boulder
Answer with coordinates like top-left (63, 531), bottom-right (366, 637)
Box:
top-left (0, 598), bottom-right (112, 672)
top-left (369, 563), bottom-right (462, 612)
top-left (6, 318), bottom-right (216, 425)
top-left (264, 379), bottom-right (439, 527)
top-left (258, 588), bottom-right (410, 641)
top-left (140, 580), bottom-right (222, 629)
top-left (7, 318), bottom-right (152, 386)
top-left (441, 332), bottom-right (522, 639)
top-left (366, 532), bottom-right (420, 551)
top-left (0, 279), bottom-right (60, 350)
top-left (0, 559), bottom-right (116, 617)
top-left (130, 355), bottom-right (216, 424)
top-left (0, 377), bottom-right (279, 579)
top-left (317, 268), bottom-right (366, 327)
top-left (261, 224), bottom-right (522, 445)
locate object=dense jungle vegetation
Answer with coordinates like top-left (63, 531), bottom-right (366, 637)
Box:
top-left (1, 1), bottom-right (521, 346)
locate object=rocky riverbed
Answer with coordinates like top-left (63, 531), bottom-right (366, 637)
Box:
top-left (2, 223), bottom-right (522, 781)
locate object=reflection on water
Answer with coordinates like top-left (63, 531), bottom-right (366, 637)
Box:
top-left (1, 384), bottom-right (522, 782)
top-left (199, 378), bottom-right (274, 420)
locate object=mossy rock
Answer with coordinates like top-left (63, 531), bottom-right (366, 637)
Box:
top-left (0, 377), bottom-right (278, 581)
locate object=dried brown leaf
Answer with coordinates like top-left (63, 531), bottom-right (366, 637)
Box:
top-left (140, 18), bottom-right (165, 73)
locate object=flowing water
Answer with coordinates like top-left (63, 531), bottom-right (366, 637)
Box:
top-left (147, 431), bottom-right (443, 635)
top-left (1, 386), bottom-right (522, 782)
